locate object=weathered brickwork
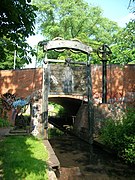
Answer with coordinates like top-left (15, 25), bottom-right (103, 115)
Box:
top-left (73, 65), bottom-right (135, 141)
top-left (0, 65), bottom-right (134, 101)
top-left (0, 68), bottom-right (43, 97)
top-left (92, 64), bottom-right (135, 104)
top-left (0, 65), bottom-right (134, 132)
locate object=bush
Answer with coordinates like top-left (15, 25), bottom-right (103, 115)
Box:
top-left (48, 128), bottom-right (64, 138)
top-left (123, 135), bottom-right (135, 164)
top-left (100, 108), bottom-right (135, 165)
top-left (0, 118), bottom-right (10, 128)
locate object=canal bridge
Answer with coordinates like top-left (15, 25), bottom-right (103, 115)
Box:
top-left (0, 39), bottom-right (135, 144)
top-left (48, 62), bottom-right (88, 116)
top-left (41, 38), bottom-right (94, 143)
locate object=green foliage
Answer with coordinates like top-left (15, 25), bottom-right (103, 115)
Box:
top-left (48, 128), bottom-right (64, 138)
top-left (123, 135), bottom-right (135, 164)
top-left (49, 102), bottom-right (67, 116)
top-left (0, 118), bottom-right (10, 128)
top-left (0, 136), bottom-right (48, 179)
top-left (100, 108), bottom-right (135, 164)
top-left (33, 0), bottom-right (120, 63)
top-left (111, 20), bottom-right (135, 64)
top-left (0, 0), bottom-right (37, 69)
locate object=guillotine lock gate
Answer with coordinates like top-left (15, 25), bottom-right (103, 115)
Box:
top-left (40, 38), bottom-right (111, 144)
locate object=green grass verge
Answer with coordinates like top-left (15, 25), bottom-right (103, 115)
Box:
top-left (0, 136), bottom-right (49, 180)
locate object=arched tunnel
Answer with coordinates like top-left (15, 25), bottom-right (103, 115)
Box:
top-left (48, 96), bottom-right (86, 129)
top-left (49, 96), bottom-right (83, 116)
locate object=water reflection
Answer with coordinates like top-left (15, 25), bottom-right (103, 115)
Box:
top-left (49, 134), bottom-right (135, 180)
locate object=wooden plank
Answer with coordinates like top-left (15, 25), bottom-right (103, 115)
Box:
top-left (9, 129), bottom-right (27, 133)
top-left (5, 133), bottom-right (28, 136)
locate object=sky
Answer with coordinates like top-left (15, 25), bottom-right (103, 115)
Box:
top-left (26, 0), bottom-right (134, 68)
top-left (87, 0), bottom-right (134, 26)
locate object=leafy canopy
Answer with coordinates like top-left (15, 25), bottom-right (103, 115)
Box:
top-left (111, 0), bottom-right (135, 64)
top-left (111, 20), bottom-right (135, 64)
top-left (33, 0), bottom-right (120, 64)
top-left (0, 0), bottom-right (37, 69)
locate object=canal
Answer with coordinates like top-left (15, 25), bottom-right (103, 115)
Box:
top-left (49, 130), bottom-right (135, 180)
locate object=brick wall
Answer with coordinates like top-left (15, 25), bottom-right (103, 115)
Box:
top-left (73, 64), bottom-right (135, 142)
top-left (0, 65), bottom-right (134, 102)
top-left (0, 68), bottom-right (43, 98)
top-left (0, 65), bottom-right (134, 135)
top-left (92, 64), bottom-right (135, 104)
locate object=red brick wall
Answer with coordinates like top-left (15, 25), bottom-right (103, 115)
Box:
top-left (0, 68), bottom-right (43, 98)
top-left (92, 64), bottom-right (135, 104)
top-left (0, 65), bottom-right (134, 102)
top-left (0, 65), bottom-right (134, 124)
top-left (0, 65), bottom-right (135, 101)
top-left (73, 65), bottom-right (135, 141)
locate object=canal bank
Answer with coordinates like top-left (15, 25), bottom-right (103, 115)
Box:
top-left (43, 139), bottom-right (60, 180)
top-left (49, 133), bottom-right (135, 180)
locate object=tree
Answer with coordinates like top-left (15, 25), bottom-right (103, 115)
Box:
top-left (128, 0), bottom-right (135, 13)
top-left (110, 0), bottom-right (135, 64)
top-left (111, 20), bottom-right (135, 64)
top-left (0, 0), bottom-right (37, 69)
top-left (33, 0), bottom-right (120, 64)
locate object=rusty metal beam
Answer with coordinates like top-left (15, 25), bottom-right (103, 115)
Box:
top-left (43, 40), bottom-right (92, 54)
top-left (42, 64), bottom-right (50, 139)
top-left (44, 58), bottom-right (86, 65)
top-left (87, 56), bottom-right (94, 144)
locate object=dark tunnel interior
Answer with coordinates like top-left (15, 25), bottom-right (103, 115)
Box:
top-left (48, 97), bottom-right (83, 116)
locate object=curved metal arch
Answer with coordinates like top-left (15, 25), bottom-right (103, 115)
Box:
top-left (43, 39), bottom-right (93, 55)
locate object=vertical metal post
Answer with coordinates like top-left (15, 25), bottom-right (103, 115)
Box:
top-left (102, 60), bottom-right (107, 103)
top-left (97, 44), bottom-right (112, 104)
top-left (87, 55), bottom-right (94, 144)
top-left (42, 56), bottom-right (50, 139)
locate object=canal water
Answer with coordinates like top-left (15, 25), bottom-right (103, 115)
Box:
top-left (49, 133), bottom-right (135, 180)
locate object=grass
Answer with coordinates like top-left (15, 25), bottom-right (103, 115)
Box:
top-left (0, 136), bottom-right (49, 180)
